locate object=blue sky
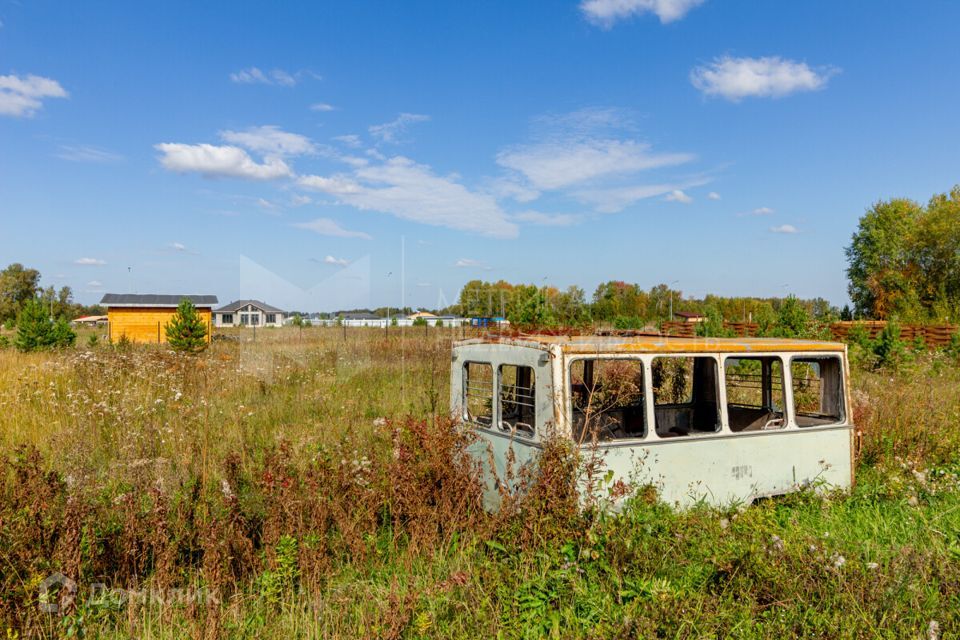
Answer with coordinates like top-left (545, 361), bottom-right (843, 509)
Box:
top-left (2, 1), bottom-right (959, 311)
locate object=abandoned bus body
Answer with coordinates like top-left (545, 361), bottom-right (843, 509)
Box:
top-left (451, 334), bottom-right (854, 509)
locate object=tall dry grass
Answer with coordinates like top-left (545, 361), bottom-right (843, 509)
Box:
top-left (0, 328), bottom-right (959, 638)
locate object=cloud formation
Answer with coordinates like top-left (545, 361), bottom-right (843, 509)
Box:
top-left (154, 143), bottom-right (292, 180)
top-left (514, 211), bottom-right (580, 227)
top-left (229, 67), bottom-right (318, 87)
top-left (369, 113), bottom-right (430, 144)
top-left (707, 191), bottom-right (721, 200)
top-left (323, 255), bottom-right (349, 267)
top-left (497, 138), bottom-right (693, 191)
top-left (310, 102), bottom-right (336, 112)
top-left (56, 145), bottom-right (123, 163)
top-left (573, 179), bottom-right (709, 213)
top-left (298, 156), bottom-right (518, 238)
top-left (0, 73), bottom-right (68, 117)
top-left (454, 258), bottom-right (491, 270)
top-left (219, 125), bottom-right (316, 156)
top-left (581, 0), bottom-right (704, 27)
top-left (740, 206), bottom-right (774, 216)
top-left (291, 217), bottom-right (372, 240)
top-left (74, 257), bottom-right (106, 266)
top-left (664, 189), bottom-right (693, 203)
top-left (770, 224), bottom-right (798, 234)
top-left (691, 56), bottom-right (838, 101)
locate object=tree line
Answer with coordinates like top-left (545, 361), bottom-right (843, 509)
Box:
top-left (448, 279), bottom-right (838, 333)
top-left (0, 263), bottom-right (103, 326)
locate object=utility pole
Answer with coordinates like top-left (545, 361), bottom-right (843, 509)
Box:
top-left (669, 279), bottom-right (679, 322)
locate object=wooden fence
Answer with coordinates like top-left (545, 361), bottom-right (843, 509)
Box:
top-left (659, 320), bottom-right (958, 348)
top-left (830, 321), bottom-right (958, 348)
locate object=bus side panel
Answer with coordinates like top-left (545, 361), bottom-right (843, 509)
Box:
top-left (590, 427), bottom-right (853, 508)
top-left (467, 432), bottom-right (541, 512)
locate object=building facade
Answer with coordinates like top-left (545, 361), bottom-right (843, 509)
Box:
top-left (213, 300), bottom-right (285, 328)
top-left (101, 294), bottom-right (216, 344)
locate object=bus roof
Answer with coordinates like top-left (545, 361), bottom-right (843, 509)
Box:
top-left (454, 334), bottom-right (847, 354)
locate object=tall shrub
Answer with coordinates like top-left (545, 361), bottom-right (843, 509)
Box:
top-left (165, 299), bottom-right (208, 353)
top-left (14, 298), bottom-right (76, 352)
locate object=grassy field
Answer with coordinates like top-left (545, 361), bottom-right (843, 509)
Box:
top-left (2, 326), bottom-right (960, 638)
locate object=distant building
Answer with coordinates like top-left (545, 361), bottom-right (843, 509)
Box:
top-left (674, 311), bottom-right (706, 323)
top-left (100, 294), bottom-right (217, 344)
top-left (470, 316), bottom-right (509, 328)
top-left (213, 300), bottom-right (285, 328)
top-left (340, 312), bottom-right (381, 321)
top-left (71, 315), bottom-right (108, 327)
top-left (407, 310), bottom-right (439, 321)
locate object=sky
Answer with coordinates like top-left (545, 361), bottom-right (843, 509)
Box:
top-left (2, 0), bottom-right (959, 312)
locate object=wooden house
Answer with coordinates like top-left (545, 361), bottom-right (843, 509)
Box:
top-left (100, 294), bottom-right (217, 344)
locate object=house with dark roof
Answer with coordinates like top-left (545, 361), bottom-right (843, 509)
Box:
top-left (100, 294), bottom-right (217, 344)
top-left (213, 300), bottom-right (286, 328)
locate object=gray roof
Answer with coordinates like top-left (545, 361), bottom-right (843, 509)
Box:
top-left (214, 299), bottom-right (285, 314)
top-left (341, 312), bottom-right (381, 320)
top-left (100, 293), bottom-right (218, 307)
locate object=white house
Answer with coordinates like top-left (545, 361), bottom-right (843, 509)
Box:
top-left (213, 300), bottom-right (285, 328)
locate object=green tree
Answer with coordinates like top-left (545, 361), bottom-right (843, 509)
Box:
top-left (845, 198), bottom-right (922, 319)
top-left (165, 299), bottom-right (208, 353)
top-left (0, 263), bottom-right (41, 324)
top-left (772, 296), bottom-right (810, 338)
top-left (14, 298), bottom-right (76, 351)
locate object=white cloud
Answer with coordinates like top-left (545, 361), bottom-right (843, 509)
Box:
top-left (0, 73), bottom-right (68, 117)
top-left (369, 113), bottom-right (430, 144)
top-left (229, 67), bottom-right (317, 87)
top-left (56, 145), bottom-right (123, 163)
top-left (487, 177), bottom-right (541, 203)
top-left (581, 0), bottom-right (704, 26)
top-left (514, 211), bottom-right (580, 227)
top-left (298, 174), bottom-right (363, 194)
top-left (740, 206), bottom-right (774, 217)
top-left (310, 102), bottom-right (336, 112)
top-left (573, 179), bottom-right (709, 213)
top-left (691, 56), bottom-right (839, 101)
top-left (171, 242), bottom-right (187, 251)
top-left (707, 191), bottom-right (721, 200)
top-left (86, 280), bottom-right (103, 288)
top-left (333, 134), bottom-right (362, 148)
top-left (497, 138), bottom-right (693, 191)
top-left (290, 194), bottom-right (312, 206)
top-left (298, 156), bottom-right (518, 238)
top-left (219, 125), bottom-right (316, 156)
top-left (292, 217), bottom-right (372, 240)
top-left (323, 255), bottom-right (349, 267)
top-left (770, 224), bottom-right (798, 234)
top-left (255, 198), bottom-right (279, 212)
top-left (664, 189), bottom-right (693, 203)
top-left (74, 257), bottom-right (106, 266)
top-left (154, 143), bottom-right (292, 180)
top-left (455, 258), bottom-right (491, 270)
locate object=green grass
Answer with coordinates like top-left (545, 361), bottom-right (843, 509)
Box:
top-left (1, 327), bottom-right (959, 639)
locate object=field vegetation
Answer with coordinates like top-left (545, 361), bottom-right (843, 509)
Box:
top-left (0, 325), bottom-right (959, 639)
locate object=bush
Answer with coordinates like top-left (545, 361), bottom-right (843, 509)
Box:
top-left (14, 298), bottom-right (76, 352)
top-left (874, 318), bottom-right (908, 369)
top-left (412, 317), bottom-right (428, 327)
top-left (164, 299), bottom-right (208, 353)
